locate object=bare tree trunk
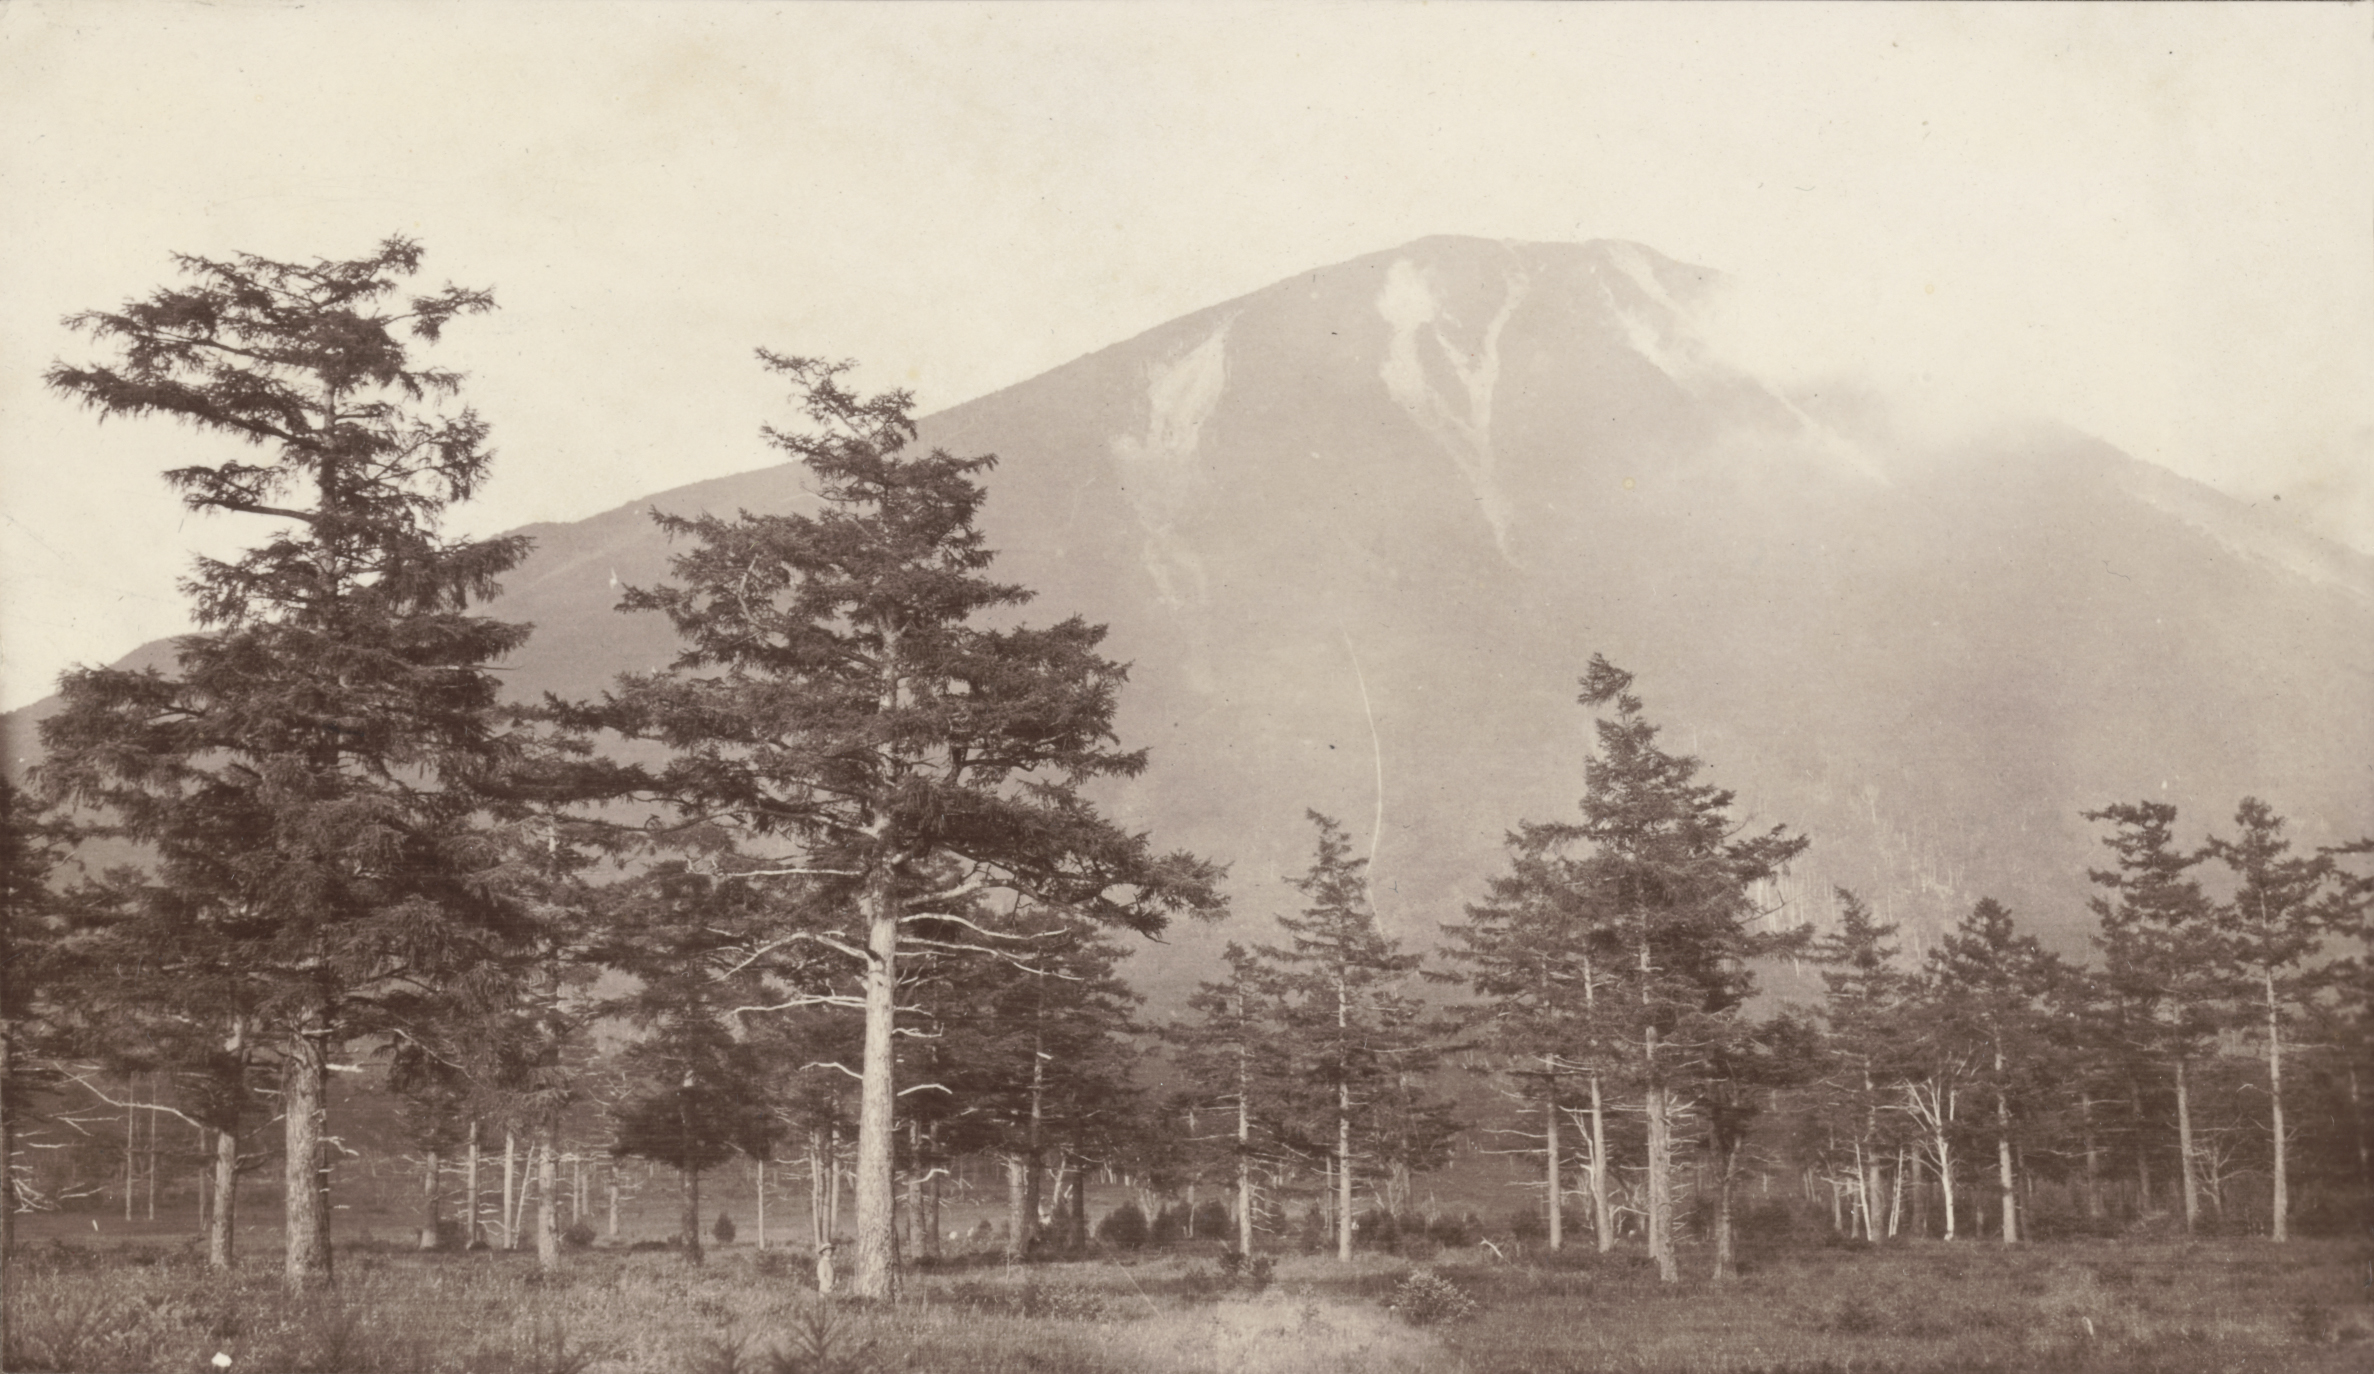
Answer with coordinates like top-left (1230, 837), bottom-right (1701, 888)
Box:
top-left (2266, 973), bottom-right (2288, 1242)
top-left (2129, 1079), bottom-right (2153, 1209)
top-left (502, 1129), bottom-right (518, 1250)
top-left (606, 1160), bottom-right (619, 1240)
top-left (1588, 1075), bottom-right (1612, 1252)
top-left (1995, 1086), bottom-right (2018, 1245)
top-left (1888, 1146), bottom-right (1907, 1238)
top-left (2079, 1091), bottom-right (2104, 1222)
top-left (1069, 1152), bottom-right (1089, 1250)
top-left (535, 1126), bottom-right (560, 1271)
top-left (850, 879), bottom-right (900, 1299)
top-left (1544, 1083), bottom-right (1562, 1251)
top-left (208, 1024), bottom-right (243, 1269)
top-left (809, 1128), bottom-right (828, 1248)
top-left (1851, 1137), bottom-right (1871, 1240)
top-left (2174, 1056), bottom-right (2200, 1234)
top-left (282, 1031), bottom-right (332, 1290)
top-left (828, 1123), bottom-right (843, 1240)
top-left (1711, 1138), bottom-right (1741, 1283)
top-left (1645, 1080), bottom-right (1675, 1281)
top-left (925, 1128), bottom-right (942, 1259)
top-left (1003, 1152), bottom-right (1029, 1263)
top-left (755, 1154), bottom-right (767, 1252)
top-left (1935, 1125), bottom-right (1956, 1241)
top-left (1336, 1079), bottom-right (1354, 1262)
top-left (420, 1148), bottom-right (442, 1249)
top-left (683, 1162), bottom-right (704, 1264)
top-left (902, 1120), bottom-right (921, 1260)
top-left (464, 1121), bottom-right (481, 1248)
top-left (144, 1092), bottom-right (157, 1221)
top-left (1236, 1082), bottom-right (1255, 1256)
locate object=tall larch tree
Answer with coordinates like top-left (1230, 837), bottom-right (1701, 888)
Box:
top-left (36, 239), bottom-right (531, 1290)
top-left (1568, 656), bottom-right (1808, 1281)
top-left (584, 355), bottom-right (1223, 1298)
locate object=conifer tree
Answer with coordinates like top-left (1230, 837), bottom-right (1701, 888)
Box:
top-left (1166, 943), bottom-right (1292, 1255)
top-left (1702, 1007), bottom-right (1821, 1281)
top-left (586, 355), bottom-right (1222, 1297)
top-left (609, 1014), bottom-right (774, 1265)
top-left (37, 239), bottom-right (529, 1289)
top-left (1, 783), bottom-right (85, 1336)
top-left (1921, 898), bottom-right (2066, 1245)
top-left (1806, 887), bottom-right (1912, 1242)
top-left (1256, 811), bottom-right (1448, 1262)
top-left (1443, 818), bottom-right (1627, 1251)
top-left (2084, 800), bottom-right (2222, 1232)
top-left (2202, 798), bottom-right (2338, 1242)
top-left (925, 920), bottom-right (1143, 1260)
top-left (1567, 657), bottom-right (1808, 1281)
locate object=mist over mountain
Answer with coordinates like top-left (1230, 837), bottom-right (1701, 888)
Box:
top-left (13, 236), bottom-right (2371, 996)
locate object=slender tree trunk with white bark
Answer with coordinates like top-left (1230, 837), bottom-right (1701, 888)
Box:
top-left (2266, 974), bottom-right (2288, 1242)
top-left (2175, 1056), bottom-right (2200, 1234)
top-left (850, 872), bottom-right (901, 1298)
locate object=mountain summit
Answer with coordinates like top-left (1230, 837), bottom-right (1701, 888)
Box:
top-left (16, 236), bottom-right (2372, 979)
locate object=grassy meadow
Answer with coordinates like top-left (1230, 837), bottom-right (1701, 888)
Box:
top-left (5, 1215), bottom-right (2368, 1374)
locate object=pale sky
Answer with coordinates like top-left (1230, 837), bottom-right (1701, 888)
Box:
top-left (3, 1), bottom-right (2369, 713)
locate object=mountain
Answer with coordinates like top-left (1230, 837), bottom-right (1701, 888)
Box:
top-left (12, 236), bottom-right (2372, 996)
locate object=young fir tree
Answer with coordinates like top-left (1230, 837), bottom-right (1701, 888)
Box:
top-left (584, 355), bottom-right (1222, 1297)
top-left (36, 239), bottom-right (530, 1289)
top-left (1567, 657), bottom-right (1808, 1282)
top-left (1806, 887), bottom-right (1914, 1243)
top-left (2083, 800), bottom-right (2223, 1233)
top-left (1701, 1007), bottom-right (1822, 1281)
top-left (608, 1014), bottom-right (774, 1265)
top-left (1442, 818), bottom-right (1627, 1252)
top-left (1920, 898), bottom-right (2066, 1245)
top-left (1255, 811), bottom-right (1447, 1262)
top-left (1164, 943), bottom-right (1292, 1256)
top-left (2201, 798), bottom-right (2340, 1243)
top-left (923, 919), bottom-right (1144, 1261)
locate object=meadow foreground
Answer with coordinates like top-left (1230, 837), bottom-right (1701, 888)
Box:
top-left (3, 1234), bottom-right (2367, 1374)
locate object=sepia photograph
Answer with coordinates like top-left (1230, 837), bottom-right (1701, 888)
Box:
top-left (1, 3), bottom-right (2369, 1370)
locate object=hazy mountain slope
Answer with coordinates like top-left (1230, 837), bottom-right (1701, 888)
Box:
top-left (12, 236), bottom-right (2371, 1001)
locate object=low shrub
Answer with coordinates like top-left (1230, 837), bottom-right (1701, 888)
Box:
top-left (1149, 1202), bottom-right (1187, 1244)
top-left (1387, 1269), bottom-right (1479, 1326)
top-left (1190, 1199), bottom-right (1231, 1238)
top-left (1095, 1201), bottom-right (1149, 1249)
top-left (713, 1212), bottom-right (737, 1245)
top-left (562, 1219), bottom-right (599, 1249)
